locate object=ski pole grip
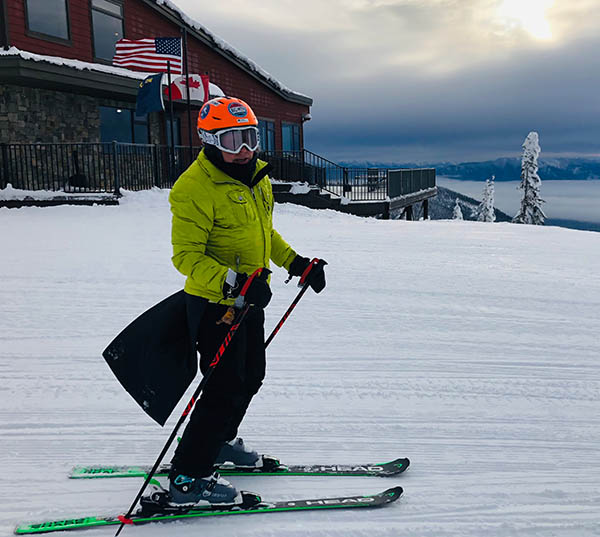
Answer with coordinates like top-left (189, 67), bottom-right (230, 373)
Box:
top-left (298, 258), bottom-right (327, 288)
top-left (234, 268), bottom-right (271, 308)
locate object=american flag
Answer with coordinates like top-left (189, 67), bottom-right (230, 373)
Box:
top-left (113, 37), bottom-right (183, 74)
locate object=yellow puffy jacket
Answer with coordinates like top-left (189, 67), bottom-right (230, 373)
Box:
top-left (169, 150), bottom-right (297, 304)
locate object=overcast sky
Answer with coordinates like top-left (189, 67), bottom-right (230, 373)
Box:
top-left (174, 0), bottom-right (599, 163)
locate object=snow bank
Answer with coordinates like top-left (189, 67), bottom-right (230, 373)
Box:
top-left (0, 183), bottom-right (113, 200)
top-left (289, 182), bottom-right (312, 195)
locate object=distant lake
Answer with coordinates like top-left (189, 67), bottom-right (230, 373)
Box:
top-left (438, 178), bottom-right (600, 231)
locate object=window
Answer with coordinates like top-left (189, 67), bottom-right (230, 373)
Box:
top-left (258, 119), bottom-right (275, 152)
top-left (25, 0), bottom-right (69, 41)
top-left (166, 117), bottom-right (181, 147)
top-left (100, 107), bottom-right (148, 143)
top-left (133, 117), bottom-right (149, 144)
top-left (100, 107), bottom-right (131, 143)
top-left (91, 0), bottom-right (124, 61)
top-left (282, 122), bottom-right (301, 152)
top-left (1, 1), bottom-right (9, 47)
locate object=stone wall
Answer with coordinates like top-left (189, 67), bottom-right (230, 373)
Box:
top-left (1, 84), bottom-right (99, 143)
top-left (0, 84), bottom-right (163, 144)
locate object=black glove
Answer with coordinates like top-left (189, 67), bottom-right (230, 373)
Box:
top-left (288, 255), bottom-right (327, 293)
top-left (223, 270), bottom-right (272, 308)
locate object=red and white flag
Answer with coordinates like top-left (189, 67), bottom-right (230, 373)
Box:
top-left (113, 37), bottom-right (182, 74)
top-left (164, 74), bottom-right (210, 103)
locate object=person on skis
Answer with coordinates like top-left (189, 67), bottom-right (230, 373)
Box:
top-left (166, 96), bottom-right (326, 506)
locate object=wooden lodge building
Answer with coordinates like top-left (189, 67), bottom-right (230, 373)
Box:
top-left (0, 0), bottom-right (312, 149)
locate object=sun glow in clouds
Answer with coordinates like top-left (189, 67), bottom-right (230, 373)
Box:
top-left (497, 0), bottom-right (555, 40)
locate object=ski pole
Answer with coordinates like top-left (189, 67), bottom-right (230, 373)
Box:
top-left (265, 258), bottom-right (326, 348)
top-left (114, 268), bottom-right (267, 536)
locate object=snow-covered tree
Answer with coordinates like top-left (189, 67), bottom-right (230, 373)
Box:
top-left (513, 131), bottom-right (546, 225)
top-left (476, 175), bottom-right (496, 223)
top-left (452, 198), bottom-right (464, 220)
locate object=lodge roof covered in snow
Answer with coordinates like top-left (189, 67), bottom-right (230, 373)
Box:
top-left (0, 47), bottom-right (225, 100)
top-left (145, 0), bottom-right (312, 106)
top-left (0, 0), bottom-right (311, 107)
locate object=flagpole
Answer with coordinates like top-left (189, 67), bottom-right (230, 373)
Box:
top-left (181, 28), bottom-right (194, 163)
top-left (166, 60), bottom-right (176, 180)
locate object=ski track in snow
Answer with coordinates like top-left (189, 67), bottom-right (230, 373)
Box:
top-left (1, 190), bottom-right (599, 536)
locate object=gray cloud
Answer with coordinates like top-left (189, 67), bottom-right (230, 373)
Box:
top-left (307, 35), bottom-right (600, 161)
top-left (174, 0), bottom-right (600, 162)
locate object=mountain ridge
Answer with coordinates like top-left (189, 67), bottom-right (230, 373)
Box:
top-left (338, 157), bottom-right (600, 181)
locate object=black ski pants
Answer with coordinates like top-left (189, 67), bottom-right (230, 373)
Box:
top-left (171, 293), bottom-right (266, 477)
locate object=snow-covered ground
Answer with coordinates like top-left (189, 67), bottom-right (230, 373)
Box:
top-left (1, 190), bottom-right (599, 536)
top-left (438, 177), bottom-right (600, 224)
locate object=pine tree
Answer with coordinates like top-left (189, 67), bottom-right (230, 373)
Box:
top-left (452, 198), bottom-right (464, 220)
top-left (513, 131), bottom-right (546, 225)
top-left (476, 175), bottom-right (496, 223)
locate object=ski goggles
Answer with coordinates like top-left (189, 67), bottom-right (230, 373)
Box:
top-left (199, 126), bottom-right (260, 154)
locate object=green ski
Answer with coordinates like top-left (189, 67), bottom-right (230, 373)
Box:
top-left (15, 487), bottom-right (403, 534)
top-left (70, 456), bottom-right (409, 479)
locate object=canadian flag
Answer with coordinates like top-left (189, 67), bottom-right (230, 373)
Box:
top-left (164, 74), bottom-right (210, 102)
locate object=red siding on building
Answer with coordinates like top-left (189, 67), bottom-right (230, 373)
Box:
top-left (7, 0), bottom-right (94, 61)
top-left (124, 1), bottom-right (309, 149)
top-left (5, 0), bottom-right (310, 150)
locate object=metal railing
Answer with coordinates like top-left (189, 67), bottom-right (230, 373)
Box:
top-left (0, 142), bottom-right (195, 194)
top-left (0, 143), bottom-right (435, 203)
top-left (388, 168), bottom-right (436, 198)
top-left (260, 150), bottom-right (435, 202)
top-left (260, 149), bottom-right (389, 201)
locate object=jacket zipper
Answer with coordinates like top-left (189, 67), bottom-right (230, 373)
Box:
top-left (250, 186), bottom-right (268, 266)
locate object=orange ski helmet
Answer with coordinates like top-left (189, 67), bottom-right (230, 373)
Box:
top-left (197, 97), bottom-right (258, 133)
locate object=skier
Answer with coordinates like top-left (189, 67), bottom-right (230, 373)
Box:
top-left (166, 96), bottom-right (326, 506)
